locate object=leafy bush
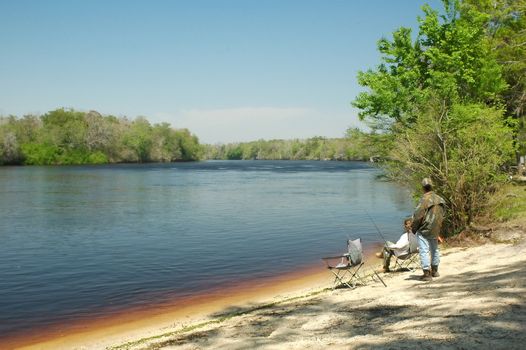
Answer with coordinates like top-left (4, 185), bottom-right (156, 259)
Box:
top-left (21, 143), bottom-right (59, 165)
top-left (389, 102), bottom-right (515, 234)
top-left (86, 151), bottom-right (108, 164)
top-left (351, 0), bottom-right (519, 234)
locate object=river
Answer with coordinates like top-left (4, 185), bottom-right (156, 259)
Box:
top-left (0, 160), bottom-right (413, 339)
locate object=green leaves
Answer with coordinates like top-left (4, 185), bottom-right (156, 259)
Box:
top-left (0, 109), bottom-right (203, 165)
top-left (352, 0), bottom-right (506, 130)
top-left (388, 101), bottom-right (515, 232)
top-left (123, 117), bottom-right (153, 162)
top-left (203, 134), bottom-right (376, 161)
top-left (468, 0), bottom-right (526, 154)
top-left (352, 0), bottom-right (520, 233)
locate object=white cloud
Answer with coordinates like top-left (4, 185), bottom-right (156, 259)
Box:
top-left (153, 106), bottom-right (358, 144)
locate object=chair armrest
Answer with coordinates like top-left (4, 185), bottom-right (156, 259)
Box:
top-left (321, 255), bottom-right (347, 260)
top-left (322, 255), bottom-right (350, 269)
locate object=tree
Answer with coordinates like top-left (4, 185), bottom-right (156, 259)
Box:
top-left (353, 0), bottom-right (506, 130)
top-left (464, 0), bottom-right (526, 157)
top-left (389, 101), bottom-right (515, 232)
top-left (151, 123), bottom-right (179, 162)
top-left (0, 126), bottom-right (22, 165)
top-left (41, 108), bottom-right (88, 151)
top-left (85, 111), bottom-right (114, 154)
top-left (203, 136), bottom-right (378, 161)
top-left (174, 128), bottom-right (202, 161)
top-left (0, 109), bottom-right (203, 165)
top-left (225, 144), bottom-right (243, 160)
top-left (345, 127), bottom-right (385, 160)
top-left (37, 108), bottom-right (91, 164)
top-left (122, 117), bottom-right (153, 162)
top-left (352, 0), bottom-right (516, 233)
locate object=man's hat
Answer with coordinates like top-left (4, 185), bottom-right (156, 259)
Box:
top-left (422, 177), bottom-right (433, 188)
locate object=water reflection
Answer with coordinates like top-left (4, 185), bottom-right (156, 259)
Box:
top-left (0, 161), bottom-right (413, 337)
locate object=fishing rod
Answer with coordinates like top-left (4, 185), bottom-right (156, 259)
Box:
top-left (363, 209), bottom-right (390, 244)
top-left (324, 209), bottom-right (356, 242)
top-left (331, 208), bottom-right (390, 243)
top-left (331, 208), bottom-right (388, 287)
top-left (362, 209), bottom-right (390, 288)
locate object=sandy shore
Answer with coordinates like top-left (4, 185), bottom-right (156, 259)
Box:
top-left (10, 222), bottom-right (526, 350)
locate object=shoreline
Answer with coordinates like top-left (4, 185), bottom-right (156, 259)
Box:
top-left (1, 261), bottom-right (335, 349)
top-left (7, 225), bottom-right (525, 350)
top-left (2, 267), bottom-right (327, 349)
top-left (3, 243), bottom-right (384, 350)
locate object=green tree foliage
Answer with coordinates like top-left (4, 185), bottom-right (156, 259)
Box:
top-left (38, 108), bottom-right (90, 164)
top-left (123, 117), bottom-right (153, 163)
top-left (0, 108), bottom-right (202, 165)
top-left (203, 131), bottom-right (376, 161)
top-left (151, 123), bottom-right (178, 162)
top-left (353, 0), bottom-right (506, 130)
top-left (389, 101), bottom-right (515, 232)
top-left (0, 118), bottom-right (23, 165)
top-left (84, 111), bottom-right (116, 155)
top-left (225, 145), bottom-right (243, 160)
top-left (464, 0), bottom-right (526, 155)
top-left (352, 0), bottom-right (517, 233)
top-left (344, 127), bottom-right (393, 161)
top-left (174, 129), bottom-right (202, 161)
top-left (20, 143), bottom-right (59, 165)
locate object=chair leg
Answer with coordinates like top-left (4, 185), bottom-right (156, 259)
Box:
top-left (340, 270), bottom-right (354, 289)
top-left (394, 255), bottom-right (421, 272)
top-left (372, 270), bottom-right (387, 287)
top-left (347, 263), bottom-right (366, 287)
top-left (330, 266), bottom-right (368, 289)
top-left (329, 269), bottom-right (341, 289)
top-left (329, 269), bottom-right (353, 289)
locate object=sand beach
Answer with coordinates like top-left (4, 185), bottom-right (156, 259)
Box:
top-left (7, 218), bottom-right (526, 350)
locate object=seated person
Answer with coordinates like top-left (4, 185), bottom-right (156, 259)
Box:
top-left (375, 218), bottom-right (413, 272)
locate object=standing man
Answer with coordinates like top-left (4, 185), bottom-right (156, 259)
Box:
top-left (412, 178), bottom-right (446, 281)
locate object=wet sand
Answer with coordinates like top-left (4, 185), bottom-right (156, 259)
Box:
top-left (1, 257), bottom-right (354, 349)
top-left (2, 242), bottom-right (384, 350)
top-left (6, 224), bottom-right (525, 350)
top-left (2, 268), bottom-right (324, 349)
top-left (87, 238), bottom-right (525, 350)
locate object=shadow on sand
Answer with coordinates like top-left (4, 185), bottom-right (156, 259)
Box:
top-left (115, 254), bottom-right (526, 350)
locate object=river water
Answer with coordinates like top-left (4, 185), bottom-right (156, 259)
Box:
top-left (0, 160), bottom-right (413, 338)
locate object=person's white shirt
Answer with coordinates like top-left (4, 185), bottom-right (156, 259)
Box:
top-left (386, 232), bottom-right (410, 256)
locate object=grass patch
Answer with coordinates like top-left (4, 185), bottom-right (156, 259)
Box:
top-left (487, 182), bottom-right (526, 222)
top-left (444, 182), bottom-right (526, 247)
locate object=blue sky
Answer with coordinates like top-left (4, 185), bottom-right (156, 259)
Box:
top-left (0, 0), bottom-right (442, 144)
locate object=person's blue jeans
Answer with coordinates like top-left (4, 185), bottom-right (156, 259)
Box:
top-left (417, 233), bottom-right (440, 270)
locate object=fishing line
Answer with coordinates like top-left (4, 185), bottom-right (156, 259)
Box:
top-left (363, 209), bottom-right (390, 244)
top-left (323, 208), bottom-right (356, 240)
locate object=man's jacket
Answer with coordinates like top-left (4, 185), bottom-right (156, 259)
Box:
top-left (412, 191), bottom-right (446, 238)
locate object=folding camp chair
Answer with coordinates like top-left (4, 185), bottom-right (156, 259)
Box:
top-left (322, 238), bottom-right (367, 289)
top-left (393, 232), bottom-right (421, 272)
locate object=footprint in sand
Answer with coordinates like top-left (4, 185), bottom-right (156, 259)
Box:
top-left (300, 314), bottom-right (345, 331)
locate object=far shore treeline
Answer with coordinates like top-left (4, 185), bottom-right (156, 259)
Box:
top-left (203, 129), bottom-right (379, 161)
top-left (0, 109), bottom-right (380, 165)
top-left (0, 109), bottom-right (202, 165)
top-left (1, 0), bottom-right (524, 238)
